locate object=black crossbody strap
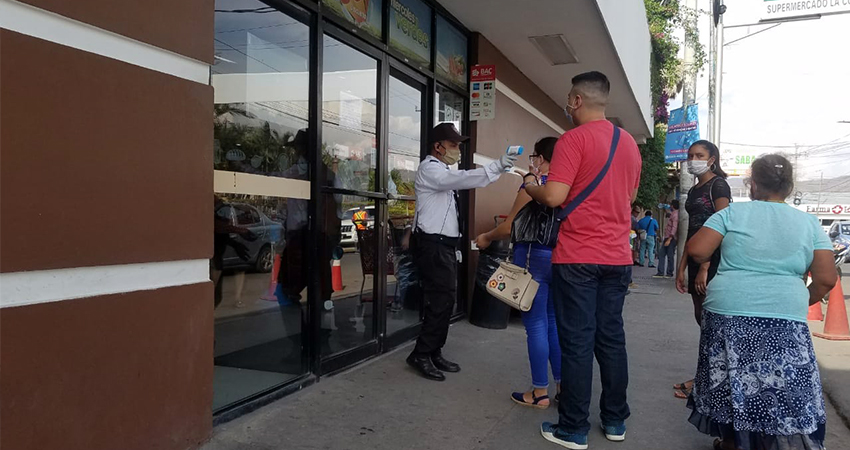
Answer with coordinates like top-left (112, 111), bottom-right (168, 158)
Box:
top-left (556, 126), bottom-right (621, 222)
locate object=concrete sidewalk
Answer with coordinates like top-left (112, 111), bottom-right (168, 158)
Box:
top-left (203, 267), bottom-right (850, 450)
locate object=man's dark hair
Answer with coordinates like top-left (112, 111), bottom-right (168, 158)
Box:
top-left (750, 154), bottom-right (794, 199)
top-left (645, 211), bottom-right (652, 217)
top-left (534, 137), bottom-right (558, 162)
top-left (571, 71), bottom-right (610, 96)
top-left (671, 199), bottom-right (680, 210)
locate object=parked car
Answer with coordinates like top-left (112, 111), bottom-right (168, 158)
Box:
top-left (828, 221), bottom-right (850, 243)
top-left (216, 202), bottom-right (283, 272)
top-left (340, 206), bottom-right (375, 249)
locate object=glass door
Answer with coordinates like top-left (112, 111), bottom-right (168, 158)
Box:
top-left (318, 32), bottom-right (383, 371)
top-left (383, 68), bottom-right (426, 346)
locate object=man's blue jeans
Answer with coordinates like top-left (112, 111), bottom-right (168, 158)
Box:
top-left (638, 237), bottom-right (656, 266)
top-left (656, 238), bottom-right (676, 276)
top-left (551, 264), bottom-right (631, 434)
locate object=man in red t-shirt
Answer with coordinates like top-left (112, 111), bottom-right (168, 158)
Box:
top-left (525, 71), bottom-right (641, 448)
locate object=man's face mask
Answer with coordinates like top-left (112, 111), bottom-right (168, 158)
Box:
top-left (439, 142), bottom-right (461, 166)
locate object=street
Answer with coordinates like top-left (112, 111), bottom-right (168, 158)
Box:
top-left (202, 266), bottom-right (850, 450)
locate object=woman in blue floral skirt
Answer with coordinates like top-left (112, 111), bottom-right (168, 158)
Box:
top-left (684, 154), bottom-right (837, 450)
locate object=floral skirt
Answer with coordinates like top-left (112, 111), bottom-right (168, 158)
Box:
top-left (687, 311), bottom-right (827, 450)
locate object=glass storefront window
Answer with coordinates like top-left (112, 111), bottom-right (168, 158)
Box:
top-left (322, 0), bottom-right (383, 40)
top-left (435, 84), bottom-right (465, 133)
top-left (212, 1), bottom-right (311, 412)
top-left (322, 195), bottom-right (377, 355)
top-left (212, 194), bottom-right (305, 411)
top-left (322, 35), bottom-right (379, 192)
top-left (213, 0), bottom-right (311, 180)
top-left (389, 0), bottom-right (432, 70)
top-left (435, 16), bottom-right (467, 91)
top-left (386, 74), bottom-right (422, 334)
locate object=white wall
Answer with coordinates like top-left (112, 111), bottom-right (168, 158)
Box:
top-left (595, 0), bottom-right (653, 135)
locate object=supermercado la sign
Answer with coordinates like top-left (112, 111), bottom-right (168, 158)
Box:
top-left (762, 0), bottom-right (850, 21)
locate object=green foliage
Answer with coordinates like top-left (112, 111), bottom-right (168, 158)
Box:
top-left (635, 124), bottom-right (668, 208)
top-left (636, 0), bottom-right (708, 207)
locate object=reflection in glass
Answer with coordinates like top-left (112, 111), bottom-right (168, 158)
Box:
top-left (212, 193), bottom-right (304, 411)
top-left (322, 36), bottom-right (378, 192)
top-left (321, 0), bottom-right (383, 40)
top-left (386, 75), bottom-right (422, 334)
top-left (389, 0), bottom-right (432, 70)
top-left (387, 200), bottom-right (420, 334)
top-left (322, 195), bottom-right (377, 356)
top-left (388, 76), bottom-right (422, 196)
top-left (435, 84), bottom-right (465, 133)
top-left (213, 0), bottom-right (310, 179)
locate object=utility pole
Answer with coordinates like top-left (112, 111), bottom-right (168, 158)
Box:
top-left (677, 0), bottom-right (700, 267)
top-left (713, 2), bottom-right (725, 144)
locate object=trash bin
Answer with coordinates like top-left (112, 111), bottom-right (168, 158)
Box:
top-left (469, 238), bottom-right (512, 329)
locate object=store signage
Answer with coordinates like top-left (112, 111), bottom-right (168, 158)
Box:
top-left (435, 16), bottom-right (467, 91)
top-left (805, 204), bottom-right (849, 214)
top-left (664, 104), bottom-right (700, 163)
top-left (322, 0), bottom-right (383, 39)
top-left (761, 0), bottom-right (850, 22)
top-left (389, 0), bottom-right (431, 68)
top-left (470, 65), bottom-right (496, 121)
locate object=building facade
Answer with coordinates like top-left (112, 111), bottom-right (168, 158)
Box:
top-left (0, 0), bottom-right (651, 448)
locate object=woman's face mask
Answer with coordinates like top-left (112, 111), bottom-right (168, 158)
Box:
top-left (687, 159), bottom-right (712, 176)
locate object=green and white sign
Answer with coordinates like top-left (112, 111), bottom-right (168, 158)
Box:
top-left (762, 0), bottom-right (850, 22)
top-left (389, 0), bottom-right (431, 69)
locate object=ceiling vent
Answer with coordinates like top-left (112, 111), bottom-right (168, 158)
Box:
top-left (529, 34), bottom-right (579, 66)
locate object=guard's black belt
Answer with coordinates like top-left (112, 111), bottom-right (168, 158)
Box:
top-left (414, 230), bottom-right (460, 248)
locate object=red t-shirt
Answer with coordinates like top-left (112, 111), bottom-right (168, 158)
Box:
top-left (548, 120), bottom-right (642, 265)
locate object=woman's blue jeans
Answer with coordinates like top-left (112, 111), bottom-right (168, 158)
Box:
top-left (513, 243), bottom-right (561, 389)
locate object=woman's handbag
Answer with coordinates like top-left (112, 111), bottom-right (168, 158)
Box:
top-left (485, 244), bottom-right (538, 312)
top-left (485, 126), bottom-right (622, 312)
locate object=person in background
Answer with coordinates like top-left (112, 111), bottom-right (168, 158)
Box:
top-left (475, 137), bottom-right (561, 410)
top-left (406, 123), bottom-right (516, 382)
top-left (524, 71), bottom-right (641, 448)
top-left (673, 140), bottom-right (731, 399)
top-left (637, 211), bottom-right (659, 267)
top-left (654, 200), bottom-right (679, 278)
top-left (631, 207), bottom-right (642, 266)
top-left (684, 154), bottom-right (835, 450)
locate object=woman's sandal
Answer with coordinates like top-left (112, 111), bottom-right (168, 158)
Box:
top-left (510, 391), bottom-right (550, 409)
top-left (673, 386), bottom-right (692, 399)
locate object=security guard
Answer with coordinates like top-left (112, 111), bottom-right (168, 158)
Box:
top-left (407, 123), bottom-right (517, 381)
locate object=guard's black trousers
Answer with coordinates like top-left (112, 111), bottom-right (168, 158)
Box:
top-left (412, 235), bottom-right (457, 356)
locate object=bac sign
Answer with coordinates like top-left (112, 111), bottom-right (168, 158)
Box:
top-left (470, 65), bottom-right (496, 121)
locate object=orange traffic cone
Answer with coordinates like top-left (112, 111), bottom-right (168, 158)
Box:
top-left (808, 302), bottom-right (824, 321)
top-left (813, 279), bottom-right (850, 341)
top-left (332, 258), bottom-right (343, 292)
top-left (260, 254), bottom-right (281, 301)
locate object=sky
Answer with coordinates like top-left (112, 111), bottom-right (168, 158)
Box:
top-left (668, 1), bottom-right (850, 183)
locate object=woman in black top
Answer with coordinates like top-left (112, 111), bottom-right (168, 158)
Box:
top-left (673, 140), bottom-right (731, 398)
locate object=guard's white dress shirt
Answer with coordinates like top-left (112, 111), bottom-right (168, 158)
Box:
top-left (414, 155), bottom-right (503, 237)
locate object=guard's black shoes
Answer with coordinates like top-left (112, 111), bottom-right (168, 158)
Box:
top-left (431, 354), bottom-right (461, 373)
top-left (407, 353), bottom-right (445, 381)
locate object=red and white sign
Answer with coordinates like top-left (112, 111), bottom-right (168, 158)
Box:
top-left (470, 64), bottom-right (496, 121)
top-left (833, 205), bottom-right (844, 215)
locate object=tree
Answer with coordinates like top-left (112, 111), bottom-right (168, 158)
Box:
top-left (636, 0), bottom-right (706, 208)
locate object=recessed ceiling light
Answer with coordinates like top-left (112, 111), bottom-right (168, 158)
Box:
top-left (529, 34), bottom-right (579, 66)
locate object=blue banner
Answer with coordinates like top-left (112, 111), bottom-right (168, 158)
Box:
top-left (664, 104), bottom-right (700, 163)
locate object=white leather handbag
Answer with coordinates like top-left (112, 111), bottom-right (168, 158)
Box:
top-left (485, 245), bottom-right (539, 312)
